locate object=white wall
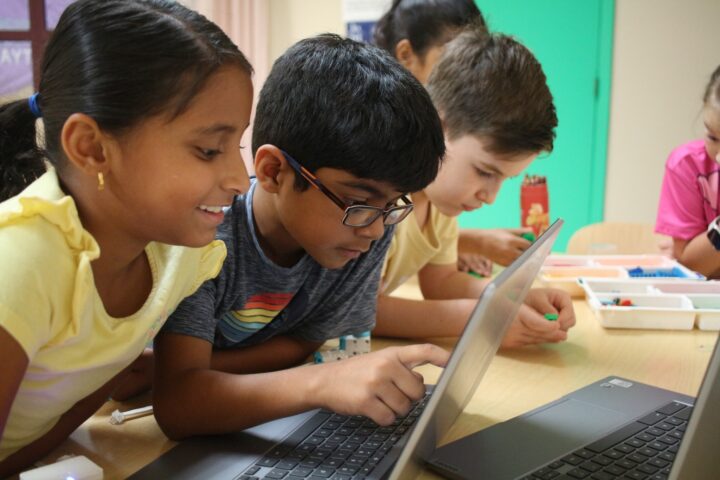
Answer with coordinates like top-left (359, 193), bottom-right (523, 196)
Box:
top-left (605, 0), bottom-right (720, 223)
top-left (265, 0), bottom-right (720, 225)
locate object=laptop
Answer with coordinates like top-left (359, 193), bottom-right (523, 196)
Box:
top-left (129, 220), bottom-right (563, 480)
top-left (428, 312), bottom-right (720, 479)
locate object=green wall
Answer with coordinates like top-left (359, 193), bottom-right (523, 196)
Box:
top-left (459, 0), bottom-right (615, 251)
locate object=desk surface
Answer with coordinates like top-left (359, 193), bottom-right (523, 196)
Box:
top-left (32, 298), bottom-right (717, 479)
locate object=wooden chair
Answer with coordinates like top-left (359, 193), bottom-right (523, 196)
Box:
top-left (566, 222), bottom-right (671, 255)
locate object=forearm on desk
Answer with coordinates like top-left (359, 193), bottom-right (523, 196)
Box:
top-left (0, 372), bottom-right (125, 477)
top-left (154, 363), bottom-right (337, 439)
top-left (374, 295), bottom-right (475, 338)
top-left (211, 336), bottom-right (321, 374)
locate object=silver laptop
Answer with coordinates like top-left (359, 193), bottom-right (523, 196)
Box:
top-left (428, 315), bottom-right (720, 479)
top-left (129, 220), bottom-right (563, 480)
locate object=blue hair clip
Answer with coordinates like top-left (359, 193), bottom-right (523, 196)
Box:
top-left (28, 93), bottom-right (42, 118)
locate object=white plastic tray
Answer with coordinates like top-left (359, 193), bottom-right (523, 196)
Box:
top-left (580, 278), bottom-right (720, 330)
top-left (540, 255), bottom-right (703, 298)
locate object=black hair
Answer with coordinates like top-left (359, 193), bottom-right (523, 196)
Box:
top-left (252, 34), bottom-right (444, 193)
top-left (373, 0), bottom-right (486, 59)
top-left (703, 64), bottom-right (720, 105)
top-left (0, 0), bottom-right (252, 201)
top-left (427, 27), bottom-right (557, 155)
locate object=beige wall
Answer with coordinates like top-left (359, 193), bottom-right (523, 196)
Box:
top-left (605, 0), bottom-right (720, 223)
top-left (268, 0), bottom-right (344, 63)
top-left (265, 0), bottom-right (720, 225)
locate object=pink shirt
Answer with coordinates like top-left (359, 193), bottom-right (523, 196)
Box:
top-left (656, 139), bottom-right (720, 240)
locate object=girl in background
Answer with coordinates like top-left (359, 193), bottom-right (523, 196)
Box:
top-left (0, 0), bottom-right (253, 474)
top-left (656, 65), bottom-right (720, 278)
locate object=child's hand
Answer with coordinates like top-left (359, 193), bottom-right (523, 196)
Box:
top-left (457, 252), bottom-right (493, 276)
top-left (459, 228), bottom-right (534, 267)
top-left (501, 288), bottom-right (576, 348)
top-left (312, 344), bottom-right (449, 426)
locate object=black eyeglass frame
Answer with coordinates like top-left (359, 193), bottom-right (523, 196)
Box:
top-left (280, 150), bottom-right (414, 228)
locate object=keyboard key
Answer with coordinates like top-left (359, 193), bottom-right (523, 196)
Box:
top-left (604, 450), bottom-right (624, 460)
top-left (655, 422), bottom-right (673, 431)
top-left (257, 457), bottom-right (280, 467)
top-left (655, 402), bottom-right (687, 416)
top-left (637, 412), bottom-right (666, 426)
top-left (673, 407), bottom-right (693, 421)
top-left (616, 459), bottom-right (637, 470)
top-left (637, 447), bottom-right (659, 457)
top-left (586, 422), bottom-right (647, 453)
top-left (646, 428), bottom-right (665, 436)
top-left (664, 417), bottom-right (684, 426)
top-left (574, 449), bottom-right (595, 459)
top-left (658, 452), bottom-right (675, 462)
top-left (532, 466), bottom-right (558, 478)
top-left (648, 441), bottom-right (667, 451)
top-left (589, 472), bottom-right (613, 480)
top-left (624, 470), bottom-right (647, 479)
top-left (627, 453), bottom-right (648, 463)
top-left (277, 460), bottom-right (299, 470)
top-left (567, 468), bottom-right (590, 478)
top-left (579, 461), bottom-right (601, 472)
top-left (291, 466), bottom-right (314, 476)
top-left (635, 433), bottom-right (655, 442)
top-left (266, 469), bottom-right (289, 479)
top-left (603, 465), bottom-right (626, 475)
top-left (562, 454), bottom-right (584, 466)
top-left (656, 435), bottom-right (678, 445)
top-left (311, 466), bottom-right (335, 478)
top-left (614, 444), bottom-right (634, 454)
top-left (637, 463), bottom-right (659, 474)
top-left (591, 456), bottom-right (612, 466)
top-left (245, 466), bottom-right (260, 475)
top-left (625, 438), bottom-right (645, 448)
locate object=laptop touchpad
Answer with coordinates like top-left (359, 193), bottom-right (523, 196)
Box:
top-left (430, 398), bottom-right (630, 479)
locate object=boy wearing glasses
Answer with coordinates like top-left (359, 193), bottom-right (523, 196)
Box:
top-left (151, 35), bottom-right (449, 439)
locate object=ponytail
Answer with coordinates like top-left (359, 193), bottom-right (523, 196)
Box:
top-left (0, 98), bottom-right (45, 201)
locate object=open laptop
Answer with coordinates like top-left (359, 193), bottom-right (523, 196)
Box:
top-left (428, 308), bottom-right (720, 479)
top-left (129, 220), bottom-right (563, 480)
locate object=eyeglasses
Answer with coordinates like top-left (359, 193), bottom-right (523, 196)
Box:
top-left (281, 150), bottom-right (414, 228)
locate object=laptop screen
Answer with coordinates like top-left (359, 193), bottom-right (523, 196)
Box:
top-left (388, 219), bottom-right (563, 480)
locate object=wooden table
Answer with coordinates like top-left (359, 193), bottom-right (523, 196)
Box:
top-left (28, 296), bottom-right (717, 479)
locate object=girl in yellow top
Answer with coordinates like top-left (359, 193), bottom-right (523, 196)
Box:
top-left (0, 0), bottom-right (253, 475)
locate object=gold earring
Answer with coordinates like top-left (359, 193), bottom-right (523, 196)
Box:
top-left (97, 172), bottom-right (105, 191)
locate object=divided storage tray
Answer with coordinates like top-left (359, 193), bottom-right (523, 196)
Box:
top-left (579, 278), bottom-right (720, 331)
top-left (539, 255), bottom-right (703, 297)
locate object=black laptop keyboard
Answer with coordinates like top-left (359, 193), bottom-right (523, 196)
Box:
top-left (236, 394), bottom-right (430, 480)
top-left (521, 401), bottom-right (693, 480)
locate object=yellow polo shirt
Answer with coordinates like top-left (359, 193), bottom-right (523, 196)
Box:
top-left (381, 200), bottom-right (459, 294)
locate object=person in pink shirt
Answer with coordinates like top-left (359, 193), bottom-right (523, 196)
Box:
top-left (656, 65), bottom-right (720, 278)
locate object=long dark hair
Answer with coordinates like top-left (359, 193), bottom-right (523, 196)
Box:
top-left (0, 0), bottom-right (252, 201)
top-left (373, 0), bottom-right (485, 59)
